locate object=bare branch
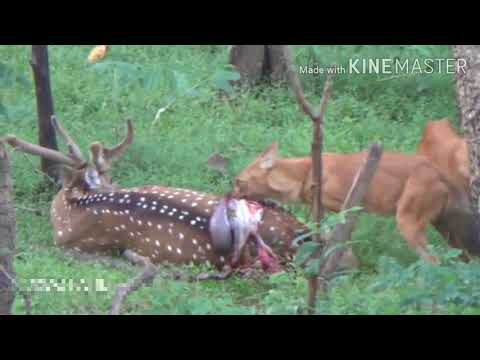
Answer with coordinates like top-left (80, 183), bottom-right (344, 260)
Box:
top-left (321, 144), bottom-right (383, 277)
top-left (20, 153), bottom-right (59, 187)
top-left (15, 205), bottom-right (45, 216)
top-left (109, 250), bottom-right (157, 315)
top-left (194, 267), bottom-right (234, 281)
top-left (282, 45), bottom-right (334, 123)
top-left (0, 265), bottom-right (32, 315)
top-left (316, 75), bottom-right (334, 123)
top-left (0, 143), bottom-right (16, 315)
top-left (283, 45), bottom-right (316, 120)
top-left (282, 45), bottom-right (337, 314)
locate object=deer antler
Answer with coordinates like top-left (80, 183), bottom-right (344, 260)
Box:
top-left (103, 119), bottom-right (134, 162)
top-left (91, 119), bottom-right (134, 173)
top-left (3, 135), bottom-right (80, 168)
top-left (51, 115), bottom-right (86, 164)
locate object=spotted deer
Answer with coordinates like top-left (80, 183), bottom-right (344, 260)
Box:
top-left (3, 117), bottom-right (310, 271)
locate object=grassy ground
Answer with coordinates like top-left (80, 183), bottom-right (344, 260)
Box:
top-left (1, 45), bottom-right (479, 315)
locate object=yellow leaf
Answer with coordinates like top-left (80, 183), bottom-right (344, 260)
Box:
top-left (87, 45), bottom-right (109, 64)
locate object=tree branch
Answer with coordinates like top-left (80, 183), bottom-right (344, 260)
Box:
top-left (281, 45), bottom-right (335, 314)
top-left (282, 45), bottom-right (334, 123)
top-left (109, 250), bottom-right (157, 315)
top-left (320, 144), bottom-right (383, 277)
top-left (0, 265), bottom-right (32, 315)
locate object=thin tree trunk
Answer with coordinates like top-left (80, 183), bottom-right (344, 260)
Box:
top-left (31, 45), bottom-right (59, 183)
top-left (230, 45), bottom-right (287, 85)
top-left (282, 45), bottom-right (334, 313)
top-left (265, 45), bottom-right (287, 83)
top-left (453, 46), bottom-right (480, 214)
top-left (0, 143), bottom-right (16, 315)
top-left (320, 144), bottom-right (383, 277)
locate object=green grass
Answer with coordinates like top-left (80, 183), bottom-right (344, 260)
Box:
top-left (1, 45), bottom-right (476, 315)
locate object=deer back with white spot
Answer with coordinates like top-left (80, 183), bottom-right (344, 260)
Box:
top-left (51, 184), bottom-right (310, 268)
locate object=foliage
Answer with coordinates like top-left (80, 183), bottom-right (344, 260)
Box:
top-left (0, 45), bottom-right (471, 315)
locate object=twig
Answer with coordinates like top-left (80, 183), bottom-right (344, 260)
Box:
top-left (15, 205), bottom-right (45, 216)
top-left (20, 152), bottom-right (58, 186)
top-left (283, 45), bottom-right (334, 122)
top-left (0, 265), bottom-right (32, 315)
top-left (320, 144), bottom-right (383, 277)
top-left (150, 81), bottom-right (204, 129)
top-left (194, 267), bottom-right (234, 281)
top-left (282, 45), bottom-right (334, 314)
top-left (109, 250), bottom-right (158, 315)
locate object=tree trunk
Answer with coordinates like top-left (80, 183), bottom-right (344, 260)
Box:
top-left (31, 45), bottom-right (59, 183)
top-left (229, 45), bottom-right (286, 85)
top-left (0, 143), bottom-right (16, 315)
top-left (265, 45), bottom-right (288, 83)
top-left (453, 46), bottom-right (480, 215)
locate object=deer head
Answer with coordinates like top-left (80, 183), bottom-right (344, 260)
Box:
top-left (4, 116), bottom-right (133, 196)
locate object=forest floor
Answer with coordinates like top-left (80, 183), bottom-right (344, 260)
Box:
top-left (1, 45), bottom-right (479, 315)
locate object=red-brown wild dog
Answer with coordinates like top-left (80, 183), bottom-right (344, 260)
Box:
top-left (417, 118), bottom-right (480, 258)
top-left (417, 118), bottom-right (469, 193)
top-left (232, 141), bottom-right (480, 263)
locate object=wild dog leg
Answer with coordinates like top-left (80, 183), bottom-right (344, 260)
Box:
top-left (396, 164), bottom-right (449, 264)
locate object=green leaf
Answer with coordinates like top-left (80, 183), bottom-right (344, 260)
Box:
top-left (0, 63), bottom-right (28, 89)
top-left (212, 69), bottom-right (240, 94)
top-left (173, 70), bottom-right (190, 95)
top-left (0, 101), bottom-right (8, 118)
top-left (190, 298), bottom-right (214, 315)
top-left (268, 272), bottom-right (292, 286)
top-left (322, 241), bottom-right (361, 261)
top-left (443, 248), bottom-right (463, 260)
top-left (305, 257), bottom-right (323, 277)
top-left (294, 241), bottom-right (321, 266)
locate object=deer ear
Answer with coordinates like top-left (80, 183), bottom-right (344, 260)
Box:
top-left (59, 165), bottom-right (82, 186)
top-left (259, 142), bottom-right (279, 170)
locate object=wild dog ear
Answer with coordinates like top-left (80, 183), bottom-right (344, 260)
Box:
top-left (259, 142), bottom-right (279, 170)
